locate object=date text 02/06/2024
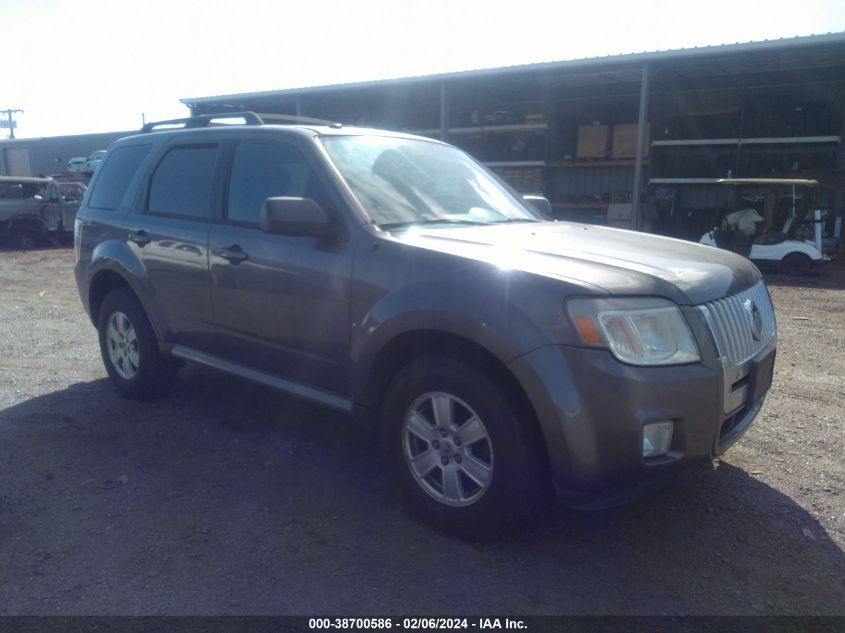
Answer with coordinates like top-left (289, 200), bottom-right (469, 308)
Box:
top-left (307, 618), bottom-right (527, 630)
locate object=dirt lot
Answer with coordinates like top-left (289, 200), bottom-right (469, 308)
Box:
top-left (0, 246), bottom-right (843, 615)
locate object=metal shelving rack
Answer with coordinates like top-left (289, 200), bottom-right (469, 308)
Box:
top-left (652, 135), bottom-right (841, 147)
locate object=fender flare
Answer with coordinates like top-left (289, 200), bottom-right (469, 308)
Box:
top-left (85, 240), bottom-right (160, 335)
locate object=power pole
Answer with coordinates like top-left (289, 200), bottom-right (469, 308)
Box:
top-left (2, 109), bottom-right (23, 138)
top-left (2, 109), bottom-right (24, 139)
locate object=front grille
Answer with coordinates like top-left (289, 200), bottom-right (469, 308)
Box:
top-left (702, 280), bottom-right (776, 365)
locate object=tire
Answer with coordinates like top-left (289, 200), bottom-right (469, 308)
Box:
top-left (97, 287), bottom-right (178, 400)
top-left (380, 356), bottom-right (540, 539)
top-left (780, 252), bottom-right (812, 276)
top-left (16, 232), bottom-right (37, 250)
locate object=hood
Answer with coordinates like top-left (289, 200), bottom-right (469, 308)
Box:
top-left (392, 221), bottom-right (761, 305)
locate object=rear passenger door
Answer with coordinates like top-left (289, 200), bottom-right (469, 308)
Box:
top-left (207, 137), bottom-right (354, 396)
top-left (125, 141), bottom-right (223, 350)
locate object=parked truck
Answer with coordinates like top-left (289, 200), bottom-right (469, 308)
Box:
top-left (0, 176), bottom-right (86, 248)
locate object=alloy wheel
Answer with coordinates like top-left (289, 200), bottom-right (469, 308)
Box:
top-left (402, 391), bottom-right (494, 507)
top-left (106, 311), bottom-right (140, 380)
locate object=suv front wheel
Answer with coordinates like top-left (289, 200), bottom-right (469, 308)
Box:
top-left (380, 356), bottom-right (539, 538)
top-left (97, 288), bottom-right (178, 400)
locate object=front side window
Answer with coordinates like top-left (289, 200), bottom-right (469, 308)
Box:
top-left (87, 144), bottom-right (151, 210)
top-left (148, 146), bottom-right (218, 219)
top-left (226, 142), bottom-right (326, 225)
top-left (320, 135), bottom-right (539, 229)
top-left (0, 182), bottom-right (26, 199)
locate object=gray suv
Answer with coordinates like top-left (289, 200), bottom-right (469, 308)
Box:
top-left (74, 112), bottom-right (777, 536)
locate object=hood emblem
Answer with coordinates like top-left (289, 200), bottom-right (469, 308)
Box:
top-left (744, 299), bottom-right (763, 342)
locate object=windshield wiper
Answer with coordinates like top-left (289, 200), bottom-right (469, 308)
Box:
top-left (490, 218), bottom-right (541, 224)
top-left (379, 219), bottom-right (486, 230)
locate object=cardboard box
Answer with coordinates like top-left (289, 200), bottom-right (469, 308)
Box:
top-left (612, 123), bottom-right (650, 159)
top-left (606, 202), bottom-right (658, 230)
top-left (576, 125), bottom-right (610, 158)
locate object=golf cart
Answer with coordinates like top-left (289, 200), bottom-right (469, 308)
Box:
top-left (699, 178), bottom-right (827, 275)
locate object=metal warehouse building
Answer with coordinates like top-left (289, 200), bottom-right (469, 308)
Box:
top-left (3, 32), bottom-right (843, 243)
top-left (0, 131), bottom-right (130, 179)
top-left (182, 32), bottom-right (845, 241)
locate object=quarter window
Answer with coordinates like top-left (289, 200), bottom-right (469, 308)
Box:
top-left (87, 144), bottom-right (151, 210)
top-left (226, 142), bottom-right (326, 225)
top-left (148, 146), bottom-right (218, 219)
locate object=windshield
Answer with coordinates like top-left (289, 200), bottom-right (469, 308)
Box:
top-left (320, 135), bottom-right (541, 229)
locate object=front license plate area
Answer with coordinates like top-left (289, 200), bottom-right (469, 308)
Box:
top-left (748, 349), bottom-right (776, 405)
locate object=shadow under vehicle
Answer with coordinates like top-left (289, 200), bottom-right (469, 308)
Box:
top-left (1, 372), bottom-right (844, 613)
top-left (698, 178), bottom-right (829, 275)
top-left (0, 176), bottom-right (86, 249)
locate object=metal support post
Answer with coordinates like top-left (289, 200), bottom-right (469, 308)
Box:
top-left (631, 65), bottom-right (650, 230)
top-left (439, 82), bottom-right (448, 141)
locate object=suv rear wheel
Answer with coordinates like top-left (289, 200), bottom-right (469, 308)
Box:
top-left (97, 288), bottom-right (178, 399)
top-left (380, 356), bottom-right (539, 538)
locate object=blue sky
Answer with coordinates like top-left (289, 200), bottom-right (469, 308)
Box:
top-left (2, 0), bottom-right (845, 138)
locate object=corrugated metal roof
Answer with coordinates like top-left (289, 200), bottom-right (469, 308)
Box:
top-left (182, 31), bottom-right (845, 105)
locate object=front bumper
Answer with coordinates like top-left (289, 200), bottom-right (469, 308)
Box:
top-left (508, 340), bottom-right (775, 497)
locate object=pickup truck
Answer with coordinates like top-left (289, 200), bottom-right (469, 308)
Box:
top-left (0, 176), bottom-right (86, 248)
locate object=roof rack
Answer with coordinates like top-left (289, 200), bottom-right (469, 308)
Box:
top-left (257, 113), bottom-right (343, 128)
top-left (140, 111), bottom-right (341, 133)
top-left (716, 178), bottom-right (819, 187)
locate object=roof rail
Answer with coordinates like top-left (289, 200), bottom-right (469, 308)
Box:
top-left (140, 111), bottom-right (341, 133)
top-left (255, 113), bottom-right (342, 127)
top-left (140, 112), bottom-right (262, 133)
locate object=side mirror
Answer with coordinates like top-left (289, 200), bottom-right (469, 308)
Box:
top-left (260, 197), bottom-right (332, 237)
top-left (523, 194), bottom-right (552, 217)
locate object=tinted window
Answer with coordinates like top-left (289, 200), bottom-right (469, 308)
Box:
top-left (226, 142), bottom-right (327, 225)
top-left (148, 146), bottom-right (217, 218)
top-left (87, 144), bottom-right (151, 210)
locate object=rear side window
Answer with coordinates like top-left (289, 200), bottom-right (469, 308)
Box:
top-left (87, 144), bottom-right (151, 210)
top-left (226, 142), bottom-right (328, 225)
top-left (148, 145), bottom-right (218, 219)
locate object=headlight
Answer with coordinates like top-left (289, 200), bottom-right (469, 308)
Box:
top-left (567, 298), bottom-right (700, 366)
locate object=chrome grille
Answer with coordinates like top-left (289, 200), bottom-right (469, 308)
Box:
top-left (702, 280), bottom-right (776, 365)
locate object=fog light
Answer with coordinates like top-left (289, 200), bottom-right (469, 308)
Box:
top-left (643, 421), bottom-right (674, 458)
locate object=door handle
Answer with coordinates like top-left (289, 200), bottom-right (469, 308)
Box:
top-left (128, 229), bottom-right (151, 246)
top-left (214, 245), bottom-right (249, 264)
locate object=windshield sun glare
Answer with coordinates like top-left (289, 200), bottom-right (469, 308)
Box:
top-left (320, 135), bottom-right (541, 229)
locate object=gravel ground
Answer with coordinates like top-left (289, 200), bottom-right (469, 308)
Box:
top-left (0, 246), bottom-right (843, 615)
